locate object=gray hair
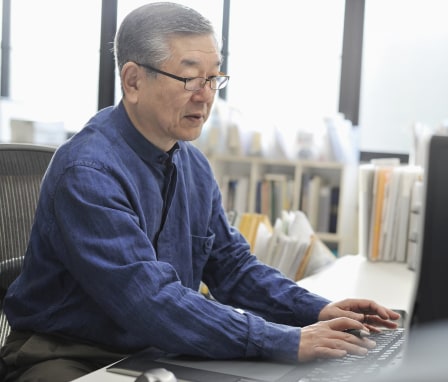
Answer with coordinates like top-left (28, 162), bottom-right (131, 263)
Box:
top-left (114, 2), bottom-right (220, 73)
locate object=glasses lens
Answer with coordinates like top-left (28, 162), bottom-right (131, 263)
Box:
top-left (184, 76), bottom-right (229, 91)
top-left (185, 78), bottom-right (205, 91)
top-left (211, 76), bottom-right (229, 90)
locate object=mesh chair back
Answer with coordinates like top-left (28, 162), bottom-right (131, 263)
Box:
top-left (0, 143), bottom-right (55, 345)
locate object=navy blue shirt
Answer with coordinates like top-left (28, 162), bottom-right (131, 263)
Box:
top-left (4, 102), bottom-right (330, 362)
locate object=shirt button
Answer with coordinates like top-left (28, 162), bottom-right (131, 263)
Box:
top-left (204, 239), bottom-right (212, 251)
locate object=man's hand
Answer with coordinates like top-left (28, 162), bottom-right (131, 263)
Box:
top-left (318, 298), bottom-right (401, 332)
top-left (298, 317), bottom-right (376, 362)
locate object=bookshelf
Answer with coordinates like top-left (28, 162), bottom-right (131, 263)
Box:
top-left (207, 154), bottom-right (345, 254)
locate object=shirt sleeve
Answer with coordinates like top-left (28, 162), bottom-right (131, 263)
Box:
top-left (202, 181), bottom-right (331, 328)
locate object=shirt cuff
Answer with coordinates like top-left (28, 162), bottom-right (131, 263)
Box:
top-left (244, 313), bottom-right (300, 362)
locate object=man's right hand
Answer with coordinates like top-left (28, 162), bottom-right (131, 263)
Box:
top-left (297, 317), bottom-right (376, 362)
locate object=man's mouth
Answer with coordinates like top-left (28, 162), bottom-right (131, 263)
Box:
top-left (185, 113), bottom-right (203, 121)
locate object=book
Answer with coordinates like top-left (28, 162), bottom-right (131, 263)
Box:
top-left (368, 166), bottom-right (394, 261)
top-left (234, 177), bottom-right (249, 214)
top-left (358, 163), bottom-right (376, 257)
top-left (406, 180), bottom-right (423, 270)
top-left (256, 173), bottom-right (291, 223)
top-left (329, 186), bottom-right (340, 234)
top-left (220, 176), bottom-right (250, 214)
top-left (299, 173), bottom-right (312, 212)
top-left (395, 167), bottom-right (423, 262)
top-left (238, 213), bottom-right (272, 253)
top-left (306, 175), bottom-right (322, 229)
top-left (317, 185), bottom-right (331, 233)
top-left (379, 166), bottom-right (402, 261)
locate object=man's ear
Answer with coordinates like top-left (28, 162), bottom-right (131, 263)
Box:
top-left (121, 62), bottom-right (142, 103)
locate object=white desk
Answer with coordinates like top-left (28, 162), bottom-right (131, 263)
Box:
top-left (298, 254), bottom-right (416, 313)
top-left (72, 255), bottom-right (416, 382)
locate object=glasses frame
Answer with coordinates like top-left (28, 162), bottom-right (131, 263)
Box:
top-left (135, 62), bottom-right (229, 91)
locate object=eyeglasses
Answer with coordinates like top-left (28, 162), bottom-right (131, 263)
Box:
top-left (136, 62), bottom-right (230, 91)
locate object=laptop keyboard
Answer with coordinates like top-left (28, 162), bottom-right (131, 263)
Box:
top-left (299, 328), bottom-right (406, 381)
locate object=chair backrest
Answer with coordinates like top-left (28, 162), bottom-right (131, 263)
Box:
top-left (0, 143), bottom-right (56, 345)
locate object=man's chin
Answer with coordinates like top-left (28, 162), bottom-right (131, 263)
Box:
top-left (181, 127), bottom-right (203, 142)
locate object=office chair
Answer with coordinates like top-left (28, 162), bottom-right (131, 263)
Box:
top-left (0, 143), bottom-right (56, 347)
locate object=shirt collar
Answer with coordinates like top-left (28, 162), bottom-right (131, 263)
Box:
top-left (115, 101), bottom-right (180, 166)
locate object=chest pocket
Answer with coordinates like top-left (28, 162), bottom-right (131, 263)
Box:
top-left (191, 232), bottom-right (215, 289)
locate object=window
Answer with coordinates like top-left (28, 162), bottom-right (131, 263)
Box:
top-left (3, 0), bottom-right (101, 140)
top-left (2, 1), bottom-right (346, 156)
top-left (226, 1), bottom-right (345, 158)
top-left (359, 0), bottom-right (448, 155)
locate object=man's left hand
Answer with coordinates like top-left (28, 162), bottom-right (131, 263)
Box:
top-left (318, 298), bottom-right (401, 332)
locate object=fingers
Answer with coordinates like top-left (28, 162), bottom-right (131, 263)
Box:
top-left (319, 299), bottom-right (402, 329)
top-left (358, 303), bottom-right (401, 330)
top-left (326, 316), bottom-right (368, 332)
top-left (297, 318), bottom-right (376, 363)
top-left (363, 314), bottom-right (399, 330)
top-left (348, 299), bottom-right (401, 321)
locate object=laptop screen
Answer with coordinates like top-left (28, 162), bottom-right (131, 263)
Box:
top-left (410, 134), bottom-right (448, 326)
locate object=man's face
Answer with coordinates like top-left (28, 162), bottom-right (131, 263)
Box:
top-left (128, 34), bottom-right (222, 151)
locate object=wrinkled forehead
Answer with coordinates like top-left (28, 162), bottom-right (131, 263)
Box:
top-left (166, 34), bottom-right (222, 68)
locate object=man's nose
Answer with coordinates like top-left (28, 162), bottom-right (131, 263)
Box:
top-left (191, 85), bottom-right (216, 102)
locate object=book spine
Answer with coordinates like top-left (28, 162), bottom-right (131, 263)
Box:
top-left (329, 186), bottom-right (340, 234)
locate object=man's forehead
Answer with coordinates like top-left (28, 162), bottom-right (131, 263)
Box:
top-left (168, 35), bottom-right (221, 64)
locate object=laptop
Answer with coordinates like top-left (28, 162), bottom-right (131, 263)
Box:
top-left (107, 134), bottom-right (448, 381)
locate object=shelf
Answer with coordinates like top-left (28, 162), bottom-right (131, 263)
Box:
top-left (207, 154), bottom-right (346, 254)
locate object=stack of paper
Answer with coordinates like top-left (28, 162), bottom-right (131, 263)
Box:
top-left (252, 210), bottom-right (336, 280)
